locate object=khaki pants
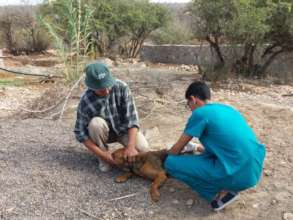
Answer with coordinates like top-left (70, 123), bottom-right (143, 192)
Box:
top-left (88, 117), bottom-right (149, 152)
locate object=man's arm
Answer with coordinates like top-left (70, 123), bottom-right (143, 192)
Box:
top-left (83, 139), bottom-right (115, 165)
top-left (123, 127), bottom-right (138, 162)
top-left (74, 99), bottom-right (90, 143)
top-left (121, 85), bottom-right (140, 162)
top-left (168, 134), bottom-right (192, 155)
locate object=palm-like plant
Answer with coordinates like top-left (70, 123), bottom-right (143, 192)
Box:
top-left (39, 0), bottom-right (94, 83)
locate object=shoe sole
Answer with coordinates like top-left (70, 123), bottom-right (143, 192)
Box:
top-left (213, 194), bottom-right (240, 211)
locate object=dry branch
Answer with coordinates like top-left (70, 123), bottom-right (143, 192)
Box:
top-left (19, 97), bottom-right (65, 114)
top-left (0, 67), bottom-right (63, 78)
top-left (58, 74), bottom-right (84, 122)
top-left (79, 209), bottom-right (102, 220)
top-left (108, 192), bottom-right (139, 202)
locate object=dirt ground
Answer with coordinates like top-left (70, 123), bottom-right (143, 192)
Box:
top-left (0, 57), bottom-right (293, 220)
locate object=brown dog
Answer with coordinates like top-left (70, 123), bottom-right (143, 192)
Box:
top-left (112, 148), bottom-right (168, 202)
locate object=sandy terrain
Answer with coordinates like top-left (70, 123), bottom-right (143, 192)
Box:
top-left (0, 59), bottom-right (293, 220)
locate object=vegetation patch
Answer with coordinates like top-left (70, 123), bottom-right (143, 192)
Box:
top-left (0, 78), bottom-right (25, 87)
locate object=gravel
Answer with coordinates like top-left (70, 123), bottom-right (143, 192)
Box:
top-left (1, 65), bottom-right (293, 219)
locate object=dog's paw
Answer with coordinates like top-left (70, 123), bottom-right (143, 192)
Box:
top-left (150, 189), bottom-right (160, 202)
top-left (115, 176), bottom-right (128, 183)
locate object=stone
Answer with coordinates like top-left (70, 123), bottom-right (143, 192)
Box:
top-left (264, 170), bottom-right (272, 176)
top-left (169, 187), bottom-right (176, 193)
top-left (193, 65), bottom-right (199, 72)
top-left (271, 199), bottom-right (278, 205)
top-left (97, 58), bottom-right (114, 67)
top-left (252, 203), bottom-right (259, 209)
top-left (280, 161), bottom-right (287, 166)
top-left (172, 199), bottom-right (179, 205)
top-left (132, 62), bottom-right (146, 68)
top-left (186, 199), bottom-right (194, 206)
top-left (283, 213), bottom-right (293, 220)
top-left (6, 207), bottom-right (15, 213)
top-left (181, 65), bottom-right (191, 71)
top-left (155, 88), bottom-right (165, 97)
top-left (275, 191), bottom-right (289, 202)
top-left (149, 211), bottom-right (154, 215)
top-left (128, 58), bottom-right (138, 64)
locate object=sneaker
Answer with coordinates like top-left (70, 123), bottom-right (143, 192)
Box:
top-left (210, 191), bottom-right (239, 211)
top-left (98, 159), bottom-right (111, 172)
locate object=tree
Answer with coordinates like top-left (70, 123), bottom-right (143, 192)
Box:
top-left (191, 0), bottom-right (293, 77)
top-left (191, 0), bottom-right (236, 67)
top-left (40, 0), bottom-right (95, 82)
top-left (0, 6), bottom-right (50, 54)
top-left (121, 0), bottom-right (169, 57)
top-left (40, 0), bottom-right (169, 58)
top-left (259, 0), bottom-right (293, 77)
top-left (150, 20), bottom-right (194, 45)
top-left (90, 0), bottom-right (132, 55)
top-left (40, 0), bottom-right (94, 56)
top-left (0, 7), bottom-right (23, 51)
top-left (91, 0), bottom-right (169, 57)
top-left (226, 0), bottom-right (270, 76)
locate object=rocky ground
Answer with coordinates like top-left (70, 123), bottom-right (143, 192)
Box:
top-left (0, 56), bottom-right (293, 220)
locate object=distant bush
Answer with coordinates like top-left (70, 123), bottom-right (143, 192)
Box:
top-left (150, 20), bottom-right (194, 45)
top-left (0, 6), bottom-right (50, 55)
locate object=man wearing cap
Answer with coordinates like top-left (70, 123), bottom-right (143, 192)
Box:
top-left (74, 62), bottom-right (149, 172)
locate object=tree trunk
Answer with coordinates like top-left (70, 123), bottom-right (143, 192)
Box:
top-left (242, 43), bottom-right (250, 62)
top-left (258, 50), bottom-right (284, 78)
top-left (248, 44), bottom-right (256, 71)
top-left (5, 23), bottom-right (14, 50)
top-left (132, 33), bottom-right (148, 58)
top-left (131, 39), bottom-right (139, 58)
top-left (31, 28), bottom-right (36, 51)
top-left (235, 43), bottom-right (257, 76)
top-left (133, 38), bottom-right (145, 58)
top-left (206, 35), bottom-right (225, 67)
top-left (262, 44), bottom-right (278, 58)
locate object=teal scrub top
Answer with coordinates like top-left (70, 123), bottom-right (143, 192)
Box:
top-left (184, 103), bottom-right (266, 190)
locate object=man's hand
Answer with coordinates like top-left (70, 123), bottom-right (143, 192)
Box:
top-left (101, 151), bottom-right (116, 166)
top-left (83, 139), bottom-right (116, 165)
top-left (124, 146), bottom-right (138, 163)
top-left (167, 134), bottom-right (192, 155)
top-left (125, 127), bottom-right (139, 163)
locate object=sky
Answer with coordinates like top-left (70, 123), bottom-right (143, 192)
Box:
top-left (0, 0), bottom-right (191, 6)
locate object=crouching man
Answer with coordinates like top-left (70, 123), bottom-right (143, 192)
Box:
top-left (165, 81), bottom-right (266, 211)
top-left (74, 62), bottom-right (149, 172)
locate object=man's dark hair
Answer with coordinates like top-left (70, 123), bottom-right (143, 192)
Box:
top-left (185, 81), bottom-right (211, 101)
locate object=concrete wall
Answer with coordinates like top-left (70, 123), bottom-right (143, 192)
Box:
top-left (140, 44), bottom-right (293, 77)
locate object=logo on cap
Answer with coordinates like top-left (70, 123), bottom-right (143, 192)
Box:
top-left (98, 72), bottom-right (106, 80)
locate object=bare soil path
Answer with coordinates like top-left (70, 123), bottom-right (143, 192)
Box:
top-left (0, 63), bottom-right (293, 220)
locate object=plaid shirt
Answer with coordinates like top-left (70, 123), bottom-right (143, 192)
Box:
top-left (74, 79), bottom-right (139, 143)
